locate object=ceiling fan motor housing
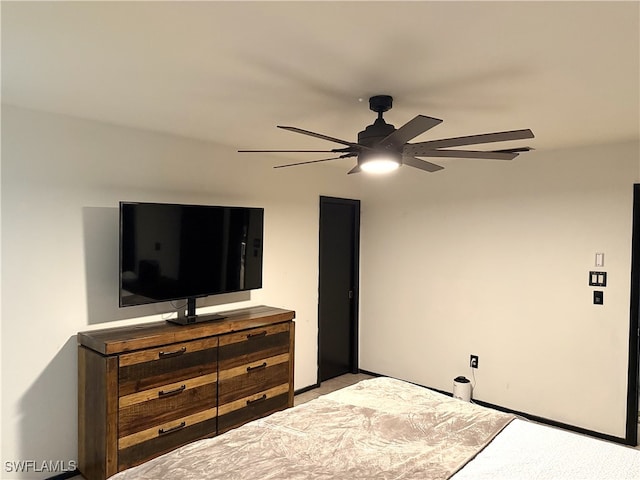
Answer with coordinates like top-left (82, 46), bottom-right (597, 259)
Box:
top-left (358, 119), bottom-right (396, 147)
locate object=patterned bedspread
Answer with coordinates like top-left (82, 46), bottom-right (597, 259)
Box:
top-left (108, 377), bottom-right (514, 480)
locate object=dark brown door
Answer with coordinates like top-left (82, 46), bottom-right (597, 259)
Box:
top-left (318, 196), bottom-right (360, 382)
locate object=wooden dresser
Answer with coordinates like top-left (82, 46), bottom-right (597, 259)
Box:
top-left (77, 305), bottom-right (295, 480)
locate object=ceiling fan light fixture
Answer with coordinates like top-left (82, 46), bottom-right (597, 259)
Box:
top-left (359, 152), bottom-right (401, 174)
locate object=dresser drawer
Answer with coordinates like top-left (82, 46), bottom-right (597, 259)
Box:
top-left (217, 385), bottom-right (290, 434)
top-left (218, 353), bottom-right (289, 404)
top-left (218, 323), bottom-right (290, 370)
top-left (118, 373), bottom-right (217, 438)
top-left (118, 413), bottom-right (217, 471)
top-left (118, 337), bottom-right (217, 396)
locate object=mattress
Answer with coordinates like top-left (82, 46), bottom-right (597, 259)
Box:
top-left (454, 417), bottom-right (640, 479)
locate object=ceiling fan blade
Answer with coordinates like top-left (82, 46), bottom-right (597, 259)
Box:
top-left (489, 146), bottom-right (534, 154)
top-left (238, 149), bottom-right (348, 153)
top-left (277, 126), bottom-right (361, 148)
top-left (347, 165), bottom-right (361, 175)
top-left (410, 149), bottom-right (518, 160)
top-left (405, 128), bottom-right (534, 151)
top-left (402, 155), bottom-right (444, 173)
top-left (376, 115), bottom-right (443, 149)
top-left (273, 154), bottom-right (355, 169)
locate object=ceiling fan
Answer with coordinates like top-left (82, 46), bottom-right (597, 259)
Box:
top-left (238, 95), bottom-right (534, 174)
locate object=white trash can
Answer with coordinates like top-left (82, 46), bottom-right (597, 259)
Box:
top-left (453, 376), bottom-right (471, 402)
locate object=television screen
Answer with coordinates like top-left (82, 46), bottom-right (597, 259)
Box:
top-left (119, 202), bottom-right (264, 309)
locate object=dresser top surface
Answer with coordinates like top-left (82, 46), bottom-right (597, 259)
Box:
top-left (78, 305), bottom-right (295, 355)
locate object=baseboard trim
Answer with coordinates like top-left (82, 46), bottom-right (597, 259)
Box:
top-left (294, 382), bottom-right (320, 395)
top-left (473, 397), bottom-right (631, 446)
top-left (45, 469), bottom-right (79, 480)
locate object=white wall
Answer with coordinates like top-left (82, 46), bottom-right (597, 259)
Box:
top-left (359, 140), bottom-right (639, 438)
top-left (0, 105), bottom-right (357, 478)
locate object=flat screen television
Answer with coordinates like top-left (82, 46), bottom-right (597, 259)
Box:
top-left (119, 201), bottom-right (264, 324)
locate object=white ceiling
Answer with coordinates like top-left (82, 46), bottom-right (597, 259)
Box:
top-left (2, 1), bottom-right (639, 163)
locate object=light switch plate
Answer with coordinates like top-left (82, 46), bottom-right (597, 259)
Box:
top-left (589, 271), bottom-right (607, 287)
top-left (594, 290), bottom-right (604, 305)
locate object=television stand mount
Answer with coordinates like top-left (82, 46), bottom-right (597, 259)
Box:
top-left (167, 297), bottom-right (226, 325)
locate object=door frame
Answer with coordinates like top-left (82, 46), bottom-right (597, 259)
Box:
top-left (626, 184), bottom-right (640, 445)
top-left (317, 196), bottom-right (361, 384)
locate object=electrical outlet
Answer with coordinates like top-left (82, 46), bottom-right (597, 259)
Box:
top-left (470, 355), bottom-right (479, 369)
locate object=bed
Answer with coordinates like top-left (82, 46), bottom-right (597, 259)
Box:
top-left (108, 377), bottom-right (640, 479)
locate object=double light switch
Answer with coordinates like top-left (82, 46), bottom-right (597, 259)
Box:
top-left (589, 271), bottom-right (607, 287)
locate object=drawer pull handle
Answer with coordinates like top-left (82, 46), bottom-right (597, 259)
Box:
top-left (158, 421), bottom-right (186, 436)
top-left (247, 331), bottom-right (267, 339)
top-left (158, 384), bottom-right (186, 397)
top-left (246, 362), bottom-right (267, 372)
top-left (246, 394), bottom-right (267, 406)
top-left (158, 347), bottom-right (187, 359)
